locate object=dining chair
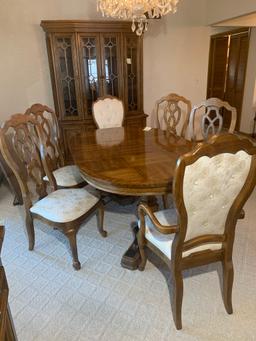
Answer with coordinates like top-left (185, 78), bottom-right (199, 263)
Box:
top-left (188, 97), bottom-right (237, 141)
top-left (155, 93), bottom-right (191, 137)
top-left (0, 114), bottom-right (107, 270)
top-left (155, 93), bottom-right (192, 209)
top-left (137, 133), bottom-right (256, 329)
top-left (92, 96), bottom-right (124, 129)
top-left (25, 103), bottom-right (86, 190)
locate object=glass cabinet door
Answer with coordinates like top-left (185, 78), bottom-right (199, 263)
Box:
top-left (53, 34), bottom-right (82, 120)
top-left (78, 35), bottom-right (101, 116)
top-left (100, 34), bottom-right (122, 98)
top-left (123, 34), bottom-right (143, 113)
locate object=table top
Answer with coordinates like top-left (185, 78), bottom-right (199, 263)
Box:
top-left (70, 126), bottom-right (194, 196)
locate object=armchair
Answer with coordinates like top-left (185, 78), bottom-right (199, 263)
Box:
top-left (137, 133), bottom-right (256, 329)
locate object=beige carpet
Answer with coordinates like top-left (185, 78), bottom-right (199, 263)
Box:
top-left (0, 182), bottom-right (256, 341)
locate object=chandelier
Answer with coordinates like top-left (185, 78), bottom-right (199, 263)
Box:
top-left (97, 0), bottom-right (179, 36)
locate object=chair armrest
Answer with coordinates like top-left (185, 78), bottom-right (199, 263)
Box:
top-left (138, 203), bottom-right (179, 235)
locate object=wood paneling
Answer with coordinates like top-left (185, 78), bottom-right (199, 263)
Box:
top-left (207, 28), bottom-right (250, 130)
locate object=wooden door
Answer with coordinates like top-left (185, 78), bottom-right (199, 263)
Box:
top-left (224, 32), bottom-right (250, 129)
top-left (207, 36), bottom-right (229, 99)
top-left (207, 28), bottom-right (250, 130)
top-left (52, 34), bottom-right (83, 121)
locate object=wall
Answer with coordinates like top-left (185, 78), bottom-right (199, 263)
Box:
top-left (240, 28), bottom-right (256, 133)
top-left (0, 0), bottom-right (101, 121)
top-left (0, 0), bottom-right (255, 133)
top-left (205, 0), bottom-right (256, 25)
top-left (143, 0), bottom-right (210, 125)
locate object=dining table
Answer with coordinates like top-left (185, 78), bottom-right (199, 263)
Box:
top-left (69, 125), bottom-right (195, 269)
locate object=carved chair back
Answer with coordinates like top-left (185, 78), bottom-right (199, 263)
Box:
top-left (155, 93), bottom-right (192, 137)
top-left (188, 98), bottom-right (237, 141)
top-left (0, 114), bottom-right (47, 211)
top-left (92, 95), bottom-right (124, 129)
top-left (25, 104), bottom-right (64, 172)
top-left (172, 134), bottom-right (256, 261)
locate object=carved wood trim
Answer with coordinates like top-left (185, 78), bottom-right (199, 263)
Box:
top-left (189, 97), bottom-right (237, 141)
top-left (25, 103), bottom-right (65, 190)
top-left (0, 114), bottom-right (48, 210)
top-left (41, 20), bottom-right (134, 33)
top-left (155, 93), bottom-right (191, 137)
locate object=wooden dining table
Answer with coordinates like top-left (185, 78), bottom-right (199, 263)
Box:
top-left (69, 125), bottom-right (195, 269)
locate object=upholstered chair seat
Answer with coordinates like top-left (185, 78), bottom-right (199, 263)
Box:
top-left (30, 188), bottom-right (99, 223)
top-left (140, 208), bottom-right (222, 259)
top-left (43, 165), bottom-right (84, 188)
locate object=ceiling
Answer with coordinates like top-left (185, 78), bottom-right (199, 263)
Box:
top-left (214, 11), bottom-right (256, 27)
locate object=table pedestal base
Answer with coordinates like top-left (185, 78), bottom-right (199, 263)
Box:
top-left (121, 196), bottom-right (159, 270)
top-left (121, 223), bottom-right (140, 270)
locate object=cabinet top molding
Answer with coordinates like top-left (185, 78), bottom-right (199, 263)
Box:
top-left (41, 20), bottom-right (135, 33)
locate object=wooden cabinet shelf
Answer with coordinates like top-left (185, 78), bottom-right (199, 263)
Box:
top-left (41, 20), bottom-right (146, 160)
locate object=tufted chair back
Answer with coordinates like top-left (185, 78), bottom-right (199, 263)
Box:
top-left (172, 134), bottom-right (256, 258)
top-left (92, 96), bottom-right (124, 129)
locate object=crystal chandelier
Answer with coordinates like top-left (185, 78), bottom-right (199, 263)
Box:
top-left (97, 0), bottom-right (179, 36)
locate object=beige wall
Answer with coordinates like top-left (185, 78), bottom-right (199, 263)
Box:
top-left (206, 0), bottom-right (256, 24)
top-left (240, 28), bottom-right (256, 133)
top-left (0, 0), bottom-right (255, 133)
top-left (143, 0), bottom-right (210, 125)
top-left (0, 0), bottom-right (101, 121)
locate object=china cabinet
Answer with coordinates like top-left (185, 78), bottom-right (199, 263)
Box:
top-left (41, 21), bottom-right (146, 159)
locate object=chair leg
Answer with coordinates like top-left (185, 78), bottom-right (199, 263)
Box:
top-left (25, 213), bottom-right (35, 251)
top-left (222, 259), bottom-right (234, 314)
top-left (137, 231), bottom-right (147, 271)
top-left (162, 194), bottom-right (168, 209)
top-left (96, 202), bottom-right (107, 237)
top-left (171, 265), bottom-right (183, 330)
top-left (65, 229), bottom-right (81, 270)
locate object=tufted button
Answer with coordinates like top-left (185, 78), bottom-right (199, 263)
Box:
top-left (194, 180), bottom-right (198, 185)
top-left (209, 194), bottom-right (214, 199)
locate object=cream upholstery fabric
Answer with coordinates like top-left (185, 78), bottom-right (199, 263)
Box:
top-left (93, 98), bottom-right (124, 129)
top-left (43, 165), bottom-right (84, 187)
top-left (140, 151), bottom-right (251, 260)
top-left (30, 188), bottom-right (99, 223)
top-left (183, 151), bottom-right (251, 241)
top-left (140, 209), bottom-right (222, 259)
